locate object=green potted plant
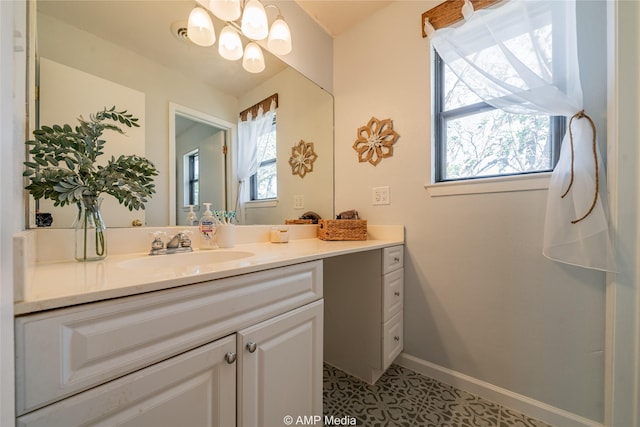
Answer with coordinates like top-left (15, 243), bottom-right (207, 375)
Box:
top-left (23, 106), bottom-right (158, 261)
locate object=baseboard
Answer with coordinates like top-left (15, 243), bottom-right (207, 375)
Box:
top-left (395, 353), bottom-right (604, 427)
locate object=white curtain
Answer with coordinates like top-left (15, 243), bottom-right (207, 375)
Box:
top-left (235, 100), bottom-right (276, 224)
top-left (425, 0), bottom-right (615, 272)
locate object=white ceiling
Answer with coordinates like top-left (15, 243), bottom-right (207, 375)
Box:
top-left (294, 0), bottom-right (394, 38)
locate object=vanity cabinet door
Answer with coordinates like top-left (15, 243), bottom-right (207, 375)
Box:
top-left (237, 300), bottom-right (323, 427)
top-left (16, 335), bottom-right (237, 427)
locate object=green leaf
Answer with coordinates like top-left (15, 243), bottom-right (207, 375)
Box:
top-left (23, 106), bottom-right (155, 207)
top-left (35, 157), bottom-right (48, 166)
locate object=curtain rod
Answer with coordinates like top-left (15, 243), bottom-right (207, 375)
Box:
top-left (421, 0), bottom-right (502, 37)
top-left (239, 93), bottom-right (279, 122)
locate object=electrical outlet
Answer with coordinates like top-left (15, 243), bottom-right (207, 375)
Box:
top-left (294, 195), bottom-right (304, 209)
top-left (372, 186), bottom-right (390, 205)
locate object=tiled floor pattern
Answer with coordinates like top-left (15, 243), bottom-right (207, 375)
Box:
top-left (323, 363), bottom-right (553, 427)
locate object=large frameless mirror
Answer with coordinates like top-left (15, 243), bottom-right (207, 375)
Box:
top-left (29, 0), bottom-right (334, 227)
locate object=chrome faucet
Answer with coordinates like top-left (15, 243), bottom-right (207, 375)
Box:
top-left (167, 232), bottom-right (191, 249)
top-left (149, 231), bottom-right (193, 255)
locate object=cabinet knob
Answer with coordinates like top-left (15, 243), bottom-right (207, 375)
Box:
top-left (394, 291), bottom-right (400, 296)
top-left (224, 352), bottom-right (237, 364)
top-left (394, 335), bottom-right (400, 342)
top-left (246, 342), bottom-right (257, 353)
top-left (393, 257), bottom-right (400, 262)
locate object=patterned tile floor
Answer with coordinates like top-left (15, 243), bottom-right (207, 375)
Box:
top-left (323, 363), bottom-right (553, 427)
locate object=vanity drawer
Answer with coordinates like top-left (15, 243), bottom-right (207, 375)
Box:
top-left (382, 269), bottom-right (404, 321)
top-left (382, 311), bottom-right (403, 370)
top-left (15, 260), bottom-right (323, 416)
top-left (382, 245), bottom-right (404, 274)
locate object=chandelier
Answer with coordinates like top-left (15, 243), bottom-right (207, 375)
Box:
top-left (186, 0), bottom-right (292, 73)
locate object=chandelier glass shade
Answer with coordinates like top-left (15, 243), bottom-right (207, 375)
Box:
top-left (187, 6), bottom-right (216, 47)
top-left (186, 0), bottom-right (292, 73)
top-left (210, 0), bottom-right (241, 21)
top-left (267, 15), bottom-right (291, 55)
top-left (218, 25), bottom-right (244, 60)
top-left (240, 0), bottom-right (269, 41)
top-left (242, 41), bottom-right (266, 73)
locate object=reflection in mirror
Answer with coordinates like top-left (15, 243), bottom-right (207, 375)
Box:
top-left (238, 69), bottom-right (334, 224)
top-left (31, 0), bottom-right (334, 227)
top-left (36, 58), bottom-right (147, 228)
top-left (169, 103), bottom-right (232, 227)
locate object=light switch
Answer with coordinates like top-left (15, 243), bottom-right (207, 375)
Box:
top-left (372, 186), bottom-right (390, 205)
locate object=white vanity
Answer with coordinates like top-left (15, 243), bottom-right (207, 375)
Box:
top-left (13, 226), bottom-right (403, 426)
top-left (324, 245), bottom-right (404, 384)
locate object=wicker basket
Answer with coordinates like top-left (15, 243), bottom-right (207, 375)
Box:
top-left (285, 219), bottom-right (315, 225)
top-left (318, 219), bottom-right (367, 241)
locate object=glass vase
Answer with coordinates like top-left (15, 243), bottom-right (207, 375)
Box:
top-left (74, 196), bottom-right (107, 262)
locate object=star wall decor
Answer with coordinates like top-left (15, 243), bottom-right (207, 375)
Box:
top-left (289, 140), bottom-right (318, 178)
top-left (352, 117), bottom-right (399, 166)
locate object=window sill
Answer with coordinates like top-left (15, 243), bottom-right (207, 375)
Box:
top-left (245, 199), bottom-right (278, 208)
top-left (425, 173), bottom-right (551, 197)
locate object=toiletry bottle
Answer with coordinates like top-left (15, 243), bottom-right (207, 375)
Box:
top-left (199, 203), bottom-right (217, 250)
top-left (186, 205), bottom-right (198, 226)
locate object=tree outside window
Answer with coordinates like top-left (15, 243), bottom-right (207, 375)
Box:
top-left (250, 116), bottom-right (277, 200)
top-left (433, 28), bottom-right (564, 182)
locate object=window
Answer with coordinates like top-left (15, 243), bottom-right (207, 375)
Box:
top-left (185, 149), bottom-right (199, 206)
top-left (434, 52), bottom-right (564, 182)
top-left (250, 115), bottom-right (277, 200)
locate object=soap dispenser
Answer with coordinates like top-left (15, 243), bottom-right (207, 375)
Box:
top-left (186, 205), bottom-right (198, 226)
top-left (198, 203), bottom-right (217, 250)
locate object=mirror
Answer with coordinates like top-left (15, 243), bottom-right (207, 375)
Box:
top-left (31, 0), bottom-right (334, 227)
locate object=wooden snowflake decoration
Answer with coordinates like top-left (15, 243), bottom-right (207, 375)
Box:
top-left (353, 117), bottom-right (399, 166)
top-left (289, 140), bottom-right (318, 178)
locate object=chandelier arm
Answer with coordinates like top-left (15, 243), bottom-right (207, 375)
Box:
top-left (263, 4), bottom-right (283, 17)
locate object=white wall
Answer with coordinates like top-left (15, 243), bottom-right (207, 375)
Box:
top-left (271, 0), bottom-right (334, 94)
top-left (334, 0), bottom-right (607, 422)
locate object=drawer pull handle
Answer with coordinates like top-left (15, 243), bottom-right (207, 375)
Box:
top-left (394, 291), bottom-right (400, 296)
top-left (224, 352), bottom-right (237, 364)
top-left (393, 257), bottom-right (400, 262)
top-left (394, 335), bottom-right (400, 342)
top-left (246, 342), bottom-right (257, 353)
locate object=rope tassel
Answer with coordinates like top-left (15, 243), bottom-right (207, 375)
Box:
top-left (560, 110), bottom-right (599, 224)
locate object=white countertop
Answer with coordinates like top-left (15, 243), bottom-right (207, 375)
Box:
top-left (15, 236), bottom-right (403, 315)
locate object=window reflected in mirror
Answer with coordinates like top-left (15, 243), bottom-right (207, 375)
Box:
top-left (185, 149), bottom-right (200, 206)
top-left (251, 115), bottom-right (278, 200)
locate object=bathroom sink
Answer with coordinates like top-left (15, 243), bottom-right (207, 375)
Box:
top-left (117, 250), bottom-right (254, 271)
